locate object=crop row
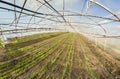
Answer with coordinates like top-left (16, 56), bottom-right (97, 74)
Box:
top-left (61, 33), bottom-right (76, 79)
top-left (37, 33), bottom-right (76, 79)
top-left (0, 33), bottom-right (70, 79)
top-left (0, 32), bottom-right (68, 62)
top-left (0, 32), bottom-right (119, 79)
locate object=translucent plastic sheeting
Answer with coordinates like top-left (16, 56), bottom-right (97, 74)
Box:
top-left (0, 0), bottom-right (120, 56)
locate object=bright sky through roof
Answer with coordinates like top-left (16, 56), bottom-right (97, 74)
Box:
top-left (0, 0), bottom-right (120, 35)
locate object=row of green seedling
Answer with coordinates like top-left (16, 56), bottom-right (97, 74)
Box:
top-left (0, 34), bottom-right (69, 79)
top-left (28, 35), bottom-right (70, 79)
top-left (1, 33), bottom-right (69, 62)
top-left (33, 34), bottom-right (72, 79)
top-left (61, 33), bottom-right (76, 79)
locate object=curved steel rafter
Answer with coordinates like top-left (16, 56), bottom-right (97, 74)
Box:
top-left (0, 0), bottom-right (120, 38)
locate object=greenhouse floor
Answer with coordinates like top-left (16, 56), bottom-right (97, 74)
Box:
top-left (0, 32), bottom-right (120, 79)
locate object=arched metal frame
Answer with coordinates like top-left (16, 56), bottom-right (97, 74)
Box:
top-left (0, 0), bottom-right (120, 39)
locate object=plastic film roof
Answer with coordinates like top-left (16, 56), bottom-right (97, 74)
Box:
top-left (0, 0), bottom-right (120, 38)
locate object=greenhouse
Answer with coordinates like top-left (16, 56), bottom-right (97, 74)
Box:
top-left (0, 0), bottom-right (120, 79)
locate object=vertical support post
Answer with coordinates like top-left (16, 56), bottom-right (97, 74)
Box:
top-left (0, 28), bottom-right (7, 47)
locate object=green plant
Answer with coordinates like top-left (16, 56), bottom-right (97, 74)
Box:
top-left (0, 39), bottom-right (3, 47)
